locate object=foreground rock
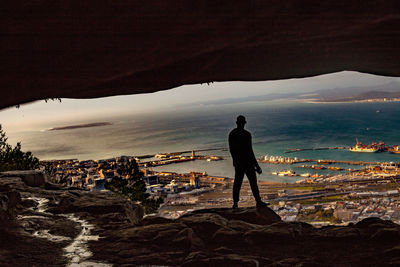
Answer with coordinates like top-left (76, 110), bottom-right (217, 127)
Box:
top-left (89, 208), bottom-right (400, 266)
top-left (1, 171), bottom-right (400, 266)
top-left (0, 170), bottom-right (47, 187)
top-left (0, 172), bottom-right (135, 266)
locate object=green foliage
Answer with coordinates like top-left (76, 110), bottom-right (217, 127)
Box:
top-left (44, 98), bottom-right (62, 103)
top-left (117, 158), bottom-right (143, 179)
top-left (0, 125), bottom-right (39, 172)
top-left (298, 208), bottom-right (342, 224)
top-left (297, 195), bottom-right (344, 205)
top-left (106, 159), bottom-right (163, 214)
top-left (15, 98), bottom-right (61, 109)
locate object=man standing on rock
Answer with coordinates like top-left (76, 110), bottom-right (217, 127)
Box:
top-left (229, 115), bottom-right (268, 209)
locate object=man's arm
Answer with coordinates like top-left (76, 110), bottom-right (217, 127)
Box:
top-left (248, 133), bottom-right (262, 174)
top-left (228, 131), bottom-right (234, 155)
top-left (228, 131), bottom-right (237, 165)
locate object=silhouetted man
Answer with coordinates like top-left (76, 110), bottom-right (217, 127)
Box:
top-left (229, 115), bottom-right (267, 208)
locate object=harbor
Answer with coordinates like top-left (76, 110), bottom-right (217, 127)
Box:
top-left (285, 138), bottom-right (400, 154)
top-left (285, 147), bottom-right (348, 153)
top-left (138, 149), bottom-right (224, 168)
top-left (258, 155), bottom-right (399, 166)
top-left (259, 147), bottom-right (400, 181)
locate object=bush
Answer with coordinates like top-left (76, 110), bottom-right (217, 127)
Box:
top-left (105, 159), bottom-right (163, 214)
top-left (0, 125), bottom-right (39, 172)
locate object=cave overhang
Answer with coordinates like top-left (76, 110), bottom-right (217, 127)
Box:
top-left (2, 1), bottom-right (400, 109)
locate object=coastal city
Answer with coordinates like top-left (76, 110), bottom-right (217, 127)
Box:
top-left (40, 139), bottom-right (400, 226)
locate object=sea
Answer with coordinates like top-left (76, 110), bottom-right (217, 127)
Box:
top-left (5, 101), bottom-right (400, 183)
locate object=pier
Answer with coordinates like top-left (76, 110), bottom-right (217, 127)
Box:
top-left (284, 147), bottom-right (348, 153)
top-left (304, 159), bottom-right (399, 166)
top-left (138, 148), bottom-right (224, 167)
top-left (259, 155), bottom-right (399, 167)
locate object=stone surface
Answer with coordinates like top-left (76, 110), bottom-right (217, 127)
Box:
top-left (1, 174), bottom-right (400, 266)
top-left (0, 184), bottom-right (21, 222)
top-left (183, 205), bottom-right (282, 225)
top-left (2, 1), bottom-right (400, 109)
top-left (89, 207), bottom-right (400, 266)
top-left (0, 177), bottom-right (67, 266)
top-left (1, 170), bottom-right (47, 187)
top-left (125, 200), bottom-right (144, 225)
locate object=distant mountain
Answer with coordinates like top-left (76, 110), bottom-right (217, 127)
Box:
top-left (185, 81), bottom-right (400, 106)
top-left (183, 92), bottom-right (299, 106)
top-left (311, 91), bottom-right (400, 102)
top-left (301, 81), bottom-right (400, 102)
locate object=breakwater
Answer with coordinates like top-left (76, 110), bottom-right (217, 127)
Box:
top-left (285, 147), bottom-right (349, 153)
top-left (259, 156), bottom-right (399, 166)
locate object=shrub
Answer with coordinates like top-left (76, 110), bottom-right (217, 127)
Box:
top-left (105, 159), bottom-right (163, 213)
top-left (0, 125), bottom-right (39, 172)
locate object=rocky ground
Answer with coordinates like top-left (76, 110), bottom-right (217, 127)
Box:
top-left (1, 171), bottom-right (400, 266)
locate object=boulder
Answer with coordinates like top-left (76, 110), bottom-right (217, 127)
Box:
top-left (182, 254), bottom-right (259, 267)
top-left (213, 246), bottom-right (235, 254)
top-left (50, 190), bottom-right (130, 215)
top-left (383, 244), bottom-right (400, 258)
top-left (44, 182), bottom-right (63, 190)
top-left (182, 206), bottom-right (281, 226)
top-left (182, 251), bottom-right (209, 265)
top-left (0, 190), bottom-right (21, 221)
top-left (274, 257), bottom-right (322, 267)
top-left (177, 213), bottom-right (229, 241)
top-left (317, 226), bottom-right (361, 240)
top-left (244, 224), bottom-right (296, 246)
top-left (212, 227), bottom-right (244, 248)
top-left (1, 170), bottom-right (47, 187)
top-left (125, 201), bottom-right (144, 225)
top-left (369, 228), bottom-right (400, 243)
top-left (116, 222), bottom-right (186, 243)
top-left (172, 227), bottom-right (205, 250)
top-left (4, 191), bottom-right (21, 209)
top-left (355, 217), bottom-right (398, 229)
top-left (0, 194), bottom-right (9, 221)
top-left (141, 215), bottom-right (172, 226)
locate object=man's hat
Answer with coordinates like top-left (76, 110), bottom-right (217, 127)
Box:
top-left (236, 115), bottom-right (246, 124)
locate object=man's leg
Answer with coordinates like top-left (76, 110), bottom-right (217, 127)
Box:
top-left (233, 166), bottom-right (244, 207)
top-left (245, 168), bottom-right (262, 203)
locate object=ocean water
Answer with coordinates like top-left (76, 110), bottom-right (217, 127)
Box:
top-left (5, 101), bottom-right (400, 182)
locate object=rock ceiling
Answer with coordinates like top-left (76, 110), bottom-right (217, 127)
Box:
top-left (2, 1), bottom-right (400, 109)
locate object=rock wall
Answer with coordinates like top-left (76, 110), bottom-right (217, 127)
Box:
top-left (2, 1), bottom-right (400, 109)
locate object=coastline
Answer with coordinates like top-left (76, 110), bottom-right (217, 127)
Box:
top-left (300, 98), bottom-right (400, 104)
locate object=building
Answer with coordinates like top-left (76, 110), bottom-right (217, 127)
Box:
top-left (143, 175), bottom-right (159, 185)
top-left (190, 172), bottom-right (200, 188)
top-left (91, 178), bottom-right (106, 191)
top-left (100, 169), bottom-right (115, 179)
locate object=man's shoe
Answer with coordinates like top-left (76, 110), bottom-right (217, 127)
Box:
top-left (232, 203), bottom-right (238, 209)
top-left (256, 201), bottom-right (270, 207)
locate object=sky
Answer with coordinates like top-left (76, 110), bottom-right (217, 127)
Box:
top-left (1, 71), bottom-right (400, 132)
